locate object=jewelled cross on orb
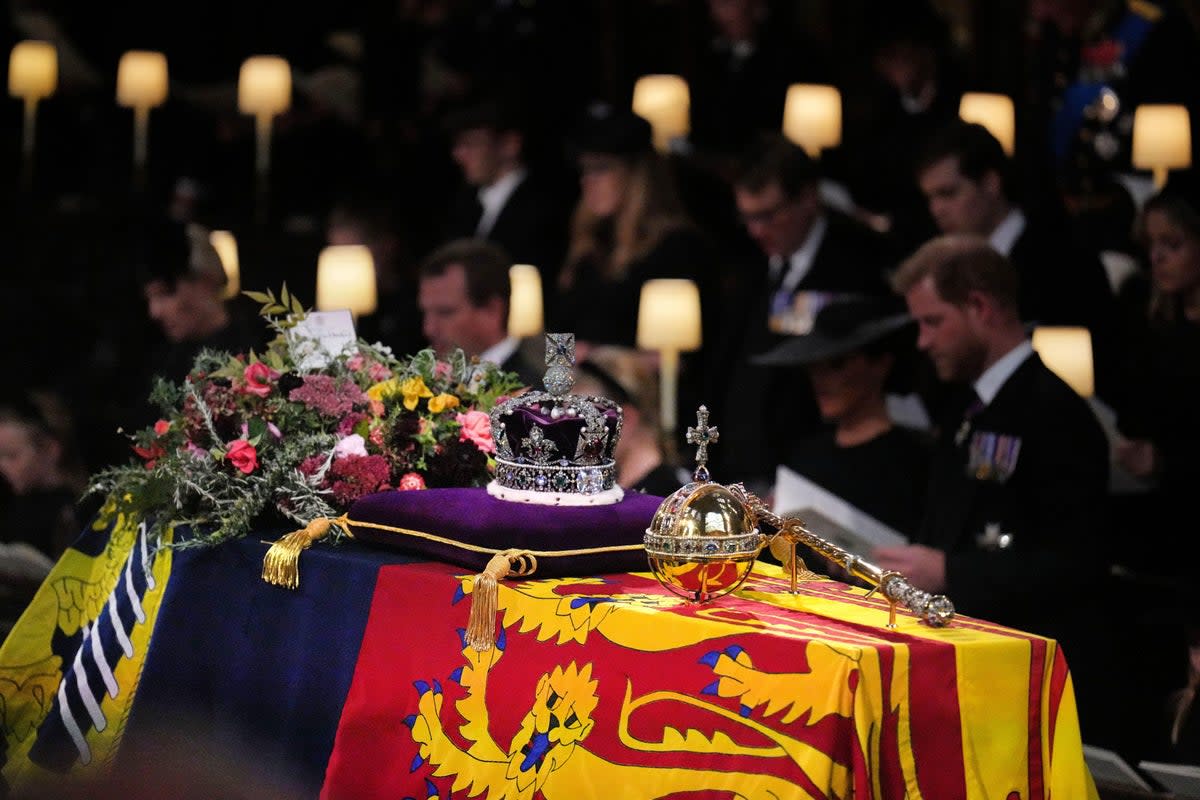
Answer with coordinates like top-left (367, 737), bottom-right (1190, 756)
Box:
top-left (686, 405), bottom-right (719, 482)
top-left (543, 332), bottom-right (576, 397)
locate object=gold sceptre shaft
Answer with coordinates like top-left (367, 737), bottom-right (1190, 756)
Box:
top-left (732, 485), bottom-right (955, 628)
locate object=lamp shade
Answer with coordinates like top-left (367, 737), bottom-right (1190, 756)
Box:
top-left (782, 84), bottom-right (841, 158)
top-left (637, 279), bottom-right (702, 352)
top-left (1032, 326), bottom-right (1093, 398)
top-left (8, 40), bottom-right (57, 100)
top-left (210, 230), bottom-right (240, 300)
top-left (116, 50), bottom-right (168, 108)
top-left (959, 92), bottom-right (1015, 156)
top-left (508, 263), bottom-right (543, 338)
top-left (632, 74), bottom-right (690, 153)
top-left (316, 245), bottom-right (376, 316)
top-left (1132, 104), bottom-right (1192, 177)
top-left (238, 56), bottom-right (292, 116)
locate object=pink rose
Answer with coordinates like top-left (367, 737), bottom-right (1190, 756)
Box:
top-left (346, 353), bottom-right (365, 371)
top-left (434, 361), bottom-right (452, 380)
top-left (242, 362), bottom-right (279, 398)
top-left (456, 410), bottom-right (495, 454)
top-left (398, 472), bottom-right (426, 491)
top-left (227, 440), bottom-right (258, 474)
top-left (369, 427), bottom-right (385, 447)
top-left (368, 362), bottom-right (393, 382)
top-left (154, 419), bottom-right (171, 436)
top-left (334, 433), bottom-right (368, 458)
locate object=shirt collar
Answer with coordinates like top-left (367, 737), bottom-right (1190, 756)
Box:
top-left (476, 167), bottom-right (527, 236)
top-left (973, 339), bottom-right (1034, 406)
top-left (778, 213), bottom-right (828, 292)
top-left (988, 208), bottom-right (1026, 257)
top-left (480, 336), bottom-right (519, 369)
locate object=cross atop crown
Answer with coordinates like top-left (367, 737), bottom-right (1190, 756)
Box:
top-left (542, 333), bottom-right (576, 397)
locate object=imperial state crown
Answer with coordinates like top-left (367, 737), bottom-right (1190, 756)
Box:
top-left (487, 333), bottom-right (624, 505)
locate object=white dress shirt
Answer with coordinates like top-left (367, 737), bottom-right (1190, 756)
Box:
top-left (475, 168), bottom-right (527, 238)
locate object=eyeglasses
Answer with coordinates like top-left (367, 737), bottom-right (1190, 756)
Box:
top-left (738, 199), bottom-right (789, 227)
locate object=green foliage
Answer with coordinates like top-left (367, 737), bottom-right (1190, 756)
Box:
top-left (90, 287), bottom-right (527, 552)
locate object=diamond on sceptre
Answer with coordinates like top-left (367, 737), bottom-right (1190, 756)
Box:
top-left (686, 405), bottom-right (719, 483)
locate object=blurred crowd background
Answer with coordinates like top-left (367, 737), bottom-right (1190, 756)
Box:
top-left (2, 0), bottom-right (1200, 773)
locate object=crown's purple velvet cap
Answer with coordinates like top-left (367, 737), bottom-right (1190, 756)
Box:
top-left (497, 403), bottom-right (620, 464)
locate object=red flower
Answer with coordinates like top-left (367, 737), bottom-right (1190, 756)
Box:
top-left (227, 440), bottom-right (259, 474)
top-left (153, 419), bottom-right (171, 436)
top-left (132, 442), bottom-right (165, 470)
top-left (242, 362), bottom-right (279, 398)
top-left (398, 472), bottom-right (426, 491)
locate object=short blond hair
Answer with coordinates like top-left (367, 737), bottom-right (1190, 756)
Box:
top-left (890, 234), bottom-right (1019, 312)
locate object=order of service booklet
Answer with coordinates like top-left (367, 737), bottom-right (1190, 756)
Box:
top-left (772, 466), bottom-right (908, 554)
top-left (1138, 760), bottom-right (1200, 799)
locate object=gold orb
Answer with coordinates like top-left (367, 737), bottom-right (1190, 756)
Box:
top-left (643, 482), bottom-right (765, 603)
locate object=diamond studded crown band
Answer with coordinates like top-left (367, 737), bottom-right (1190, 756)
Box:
top-left (492, 458), bottom-right (617, 495)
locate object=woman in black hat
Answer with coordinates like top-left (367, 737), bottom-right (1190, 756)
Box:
top-left (754, 296), bottom-right (932, 541)
top-left (551, 104), bottom-right (716, 350)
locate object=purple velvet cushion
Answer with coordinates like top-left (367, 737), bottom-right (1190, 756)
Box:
top-left (346, 488), bottom-right (664, 576)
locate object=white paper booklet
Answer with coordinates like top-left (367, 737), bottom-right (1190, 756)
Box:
top-left (287, 309), bottom-right (358, 371)
top-left (772, 466), bottom-right (908, 555)
top-left (0, 541), bottom-right (55, 583)
top-left (1139, 760), bottom-right (1200, 798)
top-left (1082, 745), bottom-right (1153, 792)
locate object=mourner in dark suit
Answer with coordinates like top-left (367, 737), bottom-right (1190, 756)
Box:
top-left (712, 132), bottom-right (901, 491)
top-left (915, 119), bottom-right (1119, 399)
top-left (442, 97), bottom-right (572, 289)
top-left (879, 233), bottom-right (1116, 744)
top-left (417, 238), bottom-right (541, 389)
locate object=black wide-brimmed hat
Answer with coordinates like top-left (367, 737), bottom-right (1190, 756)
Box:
top-left (566, 102), bottom-right (653, 158)
top-left (752, 296), bottom-right (914, 366)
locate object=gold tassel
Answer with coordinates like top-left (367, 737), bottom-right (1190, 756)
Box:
top-left (261, 516), bottom-right (347, 589)
top-left (465, 549), bottom-right (536, 652)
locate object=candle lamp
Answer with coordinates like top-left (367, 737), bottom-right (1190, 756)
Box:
top-left (1132, 104), bottom-right (1192, 190)
top-left (1031, 326), bottom-right (1094, 398)
top-left (632, 75), bottom-right (690, 154)
top-left (116, 50), bottom-right (169, 172)
top-left (637, 279), bottom-right (702, 441)
top-left (782, 84), bottom-right (841, 158)
top-left (238, 56), bottom-right (292, 181)
top-left (959, 92), bottom-right (1016, 156)
top-left (8, 40), bottom-right (57, 182)
top-left (210, 230), bottom-right (240, 300)
top-left (508, 264), bottom-right (544, 338)
top-left (316, 245), bottom-right (376, 320)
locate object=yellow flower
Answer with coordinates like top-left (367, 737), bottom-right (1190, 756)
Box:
top-left (399, 376), bottom-right (434, 411)
top-left (428, 393), bottom-right (460, 413)
top-left (367, 378), bottom-right (400, 403)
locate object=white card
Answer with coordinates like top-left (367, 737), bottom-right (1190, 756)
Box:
top-left (288, 310), bottom-right (357, 371)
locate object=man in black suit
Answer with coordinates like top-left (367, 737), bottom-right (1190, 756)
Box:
top-left (914, 120), bottom-right (1119, 398)
top-left (417, 238), bottom-right (541, 389)
top-left (711, 132), bottom-right (900, 491)
top-left (442, 97), bottom-right (571, 289)
top-left (877, 234), bottom-right (1116, 743)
